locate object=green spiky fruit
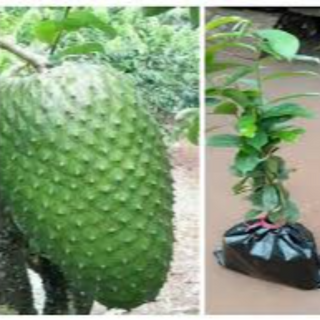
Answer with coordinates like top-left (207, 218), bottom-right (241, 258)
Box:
top-left (0, 62), bottom-right (174, 309)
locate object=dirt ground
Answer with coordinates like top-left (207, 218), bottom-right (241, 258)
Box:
top-left (206, 8), bottom-right (320, 315)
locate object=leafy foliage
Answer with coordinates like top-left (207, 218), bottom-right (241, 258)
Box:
top-left (0, 7), bottom-right (199, 142)
top-left (206, 15), bottom-right (320, 224)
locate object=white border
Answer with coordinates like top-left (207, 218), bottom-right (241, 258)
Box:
top-left (2, 2), bottom-right (320, 318)
top-left (0, 0), bottom-right (320, 7)
top-left (199, 5), bottom-right (206, 318)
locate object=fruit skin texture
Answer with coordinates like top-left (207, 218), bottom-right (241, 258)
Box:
top-left (0, 62), bottom-right (174, 309)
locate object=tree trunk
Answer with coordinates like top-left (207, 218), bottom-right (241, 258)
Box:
top-left (0, 200), bottom-right (36, 315)
top-left (29, 256), bottom-right (94, 315)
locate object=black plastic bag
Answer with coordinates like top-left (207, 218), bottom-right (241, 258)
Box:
top-left (214, 219), bottom-right (320, 289)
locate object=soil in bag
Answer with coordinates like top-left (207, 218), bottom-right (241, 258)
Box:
top-left (214, 219), bottom-right (320, 289)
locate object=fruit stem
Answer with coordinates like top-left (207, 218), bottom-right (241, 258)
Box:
top-left (0, 38), bottom-right (50, 72)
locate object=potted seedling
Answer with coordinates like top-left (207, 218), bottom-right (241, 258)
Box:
top-left (206, 15), bottom-right (320, 289)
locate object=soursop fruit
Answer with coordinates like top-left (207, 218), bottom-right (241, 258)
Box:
top-left (0, 62), bottom-right (174, 309)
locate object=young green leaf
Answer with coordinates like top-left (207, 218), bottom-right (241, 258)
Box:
top-left (255, 29), bottom-right (300, 60)
top-left (213, 101), bottom-right (238, 115)
top-left (246, 130), bottom-right (268, 149)
top-left (234, 151), bottom-right (261, 174)
top-left (262, 185), bottom-right (279, 211)
top-left (174, 108), bottom-right (199, 145)
top-left (206, 16), bottom-right (248, 31)
top-left (266, 156), bottom-right (283, 175)
top-left (62, 11), bottom-right (116, 37)
top-left (206, 134), bottom-right (241, 148)
top-left (268, 210), bottom-right (284, 223)
top-left (270, 92), bottom-right (320, 104)
top-left (245, 209), bottom-right (263, 220)
top-left (232, 177), bottom-right (249, 194)
top-left (237, 115), bottom-right (257, 138)
top-left (272, 128), bottom-right (305, 143)
top-left (223, 66), bottom-right (255, 87)
top-left (34, 20), bottom-right (61, 44)
top-left (261, 103), bottom-right (315, 119)
top-left (263, 70), bottom-right (320, 81)
top-left (283, 200), bottom-right (300, 222)
top-left (34, 10), bottom-right (116, 45)
top-left (209, 88), bottom-right (251, 108)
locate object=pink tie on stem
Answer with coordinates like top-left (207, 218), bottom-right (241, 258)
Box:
top-left (246, 216), bottom-right (281, 231)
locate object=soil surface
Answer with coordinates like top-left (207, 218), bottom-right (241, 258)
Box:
top-left (29, 140), bottom-right (200, 315)
top-left (206, 8), bottom-right (320, 315)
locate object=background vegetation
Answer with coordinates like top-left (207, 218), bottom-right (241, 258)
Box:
top-left (0, 7), bottom-right (199, 139)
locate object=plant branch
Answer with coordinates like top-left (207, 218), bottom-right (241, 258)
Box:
top-left (254, 59), bottom-right (264, 107)
top-left (50, 7), bottom-right (71, 56)
top-left (0, 38), bottom-right (50, 72)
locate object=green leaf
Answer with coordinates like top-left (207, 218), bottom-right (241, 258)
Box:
top-left (208, 88), bottom-right (251, 108)
top-left (174, 108), bottom-right (199, 145)
top-left (248, 190), bottom-right (264, 209)
top-left (272, 128), bottom-right (305, 143)
top-left (234, 151), bottom-right (261, 174)
top-left (270, 92), bottom-right (320, 104)
top-left (255, 29), bottom-right (300, 60)
top-left (262, 185), bottom-right (279, 211)
top-left (247, 130), bottom-right (268, 149)
top-left (261, 116), bottom-right (296, 130)
top-left (34, 10), bottom-right (116, 45)
top-left (263, 70), bottom-right (320, 81)
top-left (269, 200), bottom-right (300, 223)
top-left (213, 101), bottom-right (238, 115)
top-left (237, 115), bottom-right (257, 138)
top-left (268, 210), bottom-right (284, 223)
top-left (34, 20), bottom-right (60, 44)
top-left (266, 156), bottom-right (282, 175)
top-left (207, 134), bottom-right (241, 148)
top-left (223, 66), bottom-right (254, 87)
top-left (262, 103), bottom-right (315, 119)
top-left (62, 11), bottom-right (116, 37)
top-left (187, 117), bottom-right (199, 145)
top-left (143, 7), bottom-right (175, 17)
top-left (206, 16), bottom-right (248, 31)
top-left (245, 209), bottom-right (263, 220)
top-left (189, 7), bottom-right (199, 28)
top-left (283, 200), bottom-right (300, 222)
top-left (232, 177), bottom-right (249, 194)
top-left (56, 42), bottom-right (105, 58)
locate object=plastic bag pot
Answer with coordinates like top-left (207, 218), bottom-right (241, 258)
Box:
top-left (214, 219), bottom-right (320, 289)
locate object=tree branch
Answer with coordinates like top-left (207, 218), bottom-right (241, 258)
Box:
top-left (0, 38), bottom-right (50, 72)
